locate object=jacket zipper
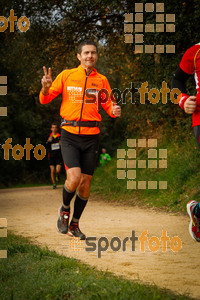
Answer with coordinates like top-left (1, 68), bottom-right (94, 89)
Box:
top-left (79, 70), bottom-right (88, 134)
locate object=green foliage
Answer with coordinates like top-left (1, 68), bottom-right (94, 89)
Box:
top-left (92, 127), bottom-right (200, 212)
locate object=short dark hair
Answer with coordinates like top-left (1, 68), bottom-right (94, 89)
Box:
top-left (77, 40), bottom-right (98, 54)
top-left (51, 123), bottom-right (58, 128)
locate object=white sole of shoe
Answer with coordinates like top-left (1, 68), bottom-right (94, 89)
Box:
top-left (67, 231), bottom-right (73, 237)
top-left (187, 201), bottom-right (198, 241)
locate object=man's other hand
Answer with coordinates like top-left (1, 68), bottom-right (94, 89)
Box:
top-left (112, 105), bottom-right (121, 117)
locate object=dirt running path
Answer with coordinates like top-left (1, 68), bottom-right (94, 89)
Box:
top-left (0, 186), bottom-right (200, 299)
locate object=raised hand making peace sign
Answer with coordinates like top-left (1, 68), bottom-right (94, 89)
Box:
top-left (41, 66), bottom-right (52, 95)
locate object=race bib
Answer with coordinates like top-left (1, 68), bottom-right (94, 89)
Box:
top-left (51, 143), bottom-right (60, 150)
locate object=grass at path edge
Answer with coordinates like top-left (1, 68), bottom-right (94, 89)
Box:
top-left (0, 233), bottom-right (194, 300)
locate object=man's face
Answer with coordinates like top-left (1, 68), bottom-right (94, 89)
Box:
top-left (77, 45), bottom-right (98, 69)
top-left (51, 125), bottom-right (58, 134)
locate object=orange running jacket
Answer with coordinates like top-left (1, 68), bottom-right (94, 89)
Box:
top-left (39, 65), bottom-right (116, 135)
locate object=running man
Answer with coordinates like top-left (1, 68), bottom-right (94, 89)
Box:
top-left (39, 40), bottom-right (121, 239)
top-left (99, 148), bottom-right (111, 166)
top-left (172, 42), bottom-right (200, 242)
top-left (46, 123), bottom-right (62, 189)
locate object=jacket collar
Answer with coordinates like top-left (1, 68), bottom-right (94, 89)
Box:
top-left (78, 64), bottom-right (97, 76)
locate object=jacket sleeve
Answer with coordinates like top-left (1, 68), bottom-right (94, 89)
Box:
top-left (171, 66), bottom-right (190, 110)
top-left (39, 70), bottom-right (66, 104)
top-left (106, 153), bottom-right (111, 161)
top-left (100, 77), bottom-right (116, 118)
top-left (175, 45), bottom-right (200, 110)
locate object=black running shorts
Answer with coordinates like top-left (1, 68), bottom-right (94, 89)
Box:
top-left (61, 129), bottom-right (99, 175)
top-left (48, 155), bottom-right (62, 166)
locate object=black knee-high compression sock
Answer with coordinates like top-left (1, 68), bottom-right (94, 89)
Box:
top-left (61, 184), bottom-right (75, 212)
top-left (71, 192), bottom-right (88, 223)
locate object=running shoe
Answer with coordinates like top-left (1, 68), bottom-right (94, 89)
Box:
top-left (67, 222), bottom-right (86, 240)
top-left (57, 207), bottom-right (70, 234)
top-left (53, 184), bottom-right (56, 189)
top-left (187, 200), bottom-right (200, 242)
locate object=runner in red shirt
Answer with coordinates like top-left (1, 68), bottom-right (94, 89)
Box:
top-left (172, 43), bottom-right (200, 242)
top-left (46, 123), bottom-right (62, 189)
top-left (40, 40), bottom-right (121, 240)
